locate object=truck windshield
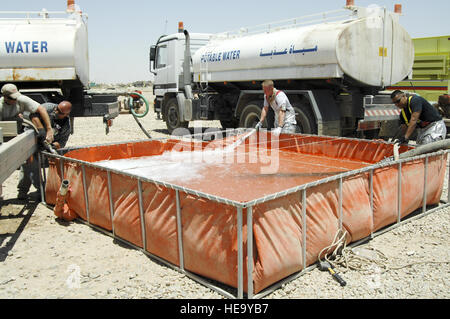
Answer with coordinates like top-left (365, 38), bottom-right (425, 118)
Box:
top-left (156, 44), bottom-right (168, 69)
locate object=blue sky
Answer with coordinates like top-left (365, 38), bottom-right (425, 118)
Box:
top-left (2, 0), bottom-right (449, 84)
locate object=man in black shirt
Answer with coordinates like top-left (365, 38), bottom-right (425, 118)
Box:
top-left (391, 90), bottom-right (446, 145)
top-left (41, 101), bottom-right (72, 149)
top-left (18, 101), bottom-right (72, 200)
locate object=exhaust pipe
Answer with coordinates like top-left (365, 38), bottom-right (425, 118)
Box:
top-left (183, 30), bottom-right (193, 100)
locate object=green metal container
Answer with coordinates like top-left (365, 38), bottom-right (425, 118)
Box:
top-left (388, 35), bottom-right (449, 103)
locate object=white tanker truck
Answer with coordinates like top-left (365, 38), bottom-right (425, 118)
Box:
top-left (0, 1), bottom-right (118, 126)
top-left (0, 1), bottom-right (119, 199)
top-left (150, 1), bottom-right (414, 138)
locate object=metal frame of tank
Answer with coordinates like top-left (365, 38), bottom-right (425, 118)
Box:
top-left (40, 131), bottom-right (450, 299)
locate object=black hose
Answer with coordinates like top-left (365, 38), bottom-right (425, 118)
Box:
top-left (131, 110), bottom-right (152, 139)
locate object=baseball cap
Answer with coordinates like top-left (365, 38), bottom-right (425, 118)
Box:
top-left (1, 83), bottom-right (21, 99)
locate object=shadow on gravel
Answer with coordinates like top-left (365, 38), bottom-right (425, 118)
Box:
top-left (152, 128), bottom-right (170, 135)
top-left (0, 198), bottom-right (40, 262)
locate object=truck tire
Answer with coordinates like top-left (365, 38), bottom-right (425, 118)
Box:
top-left (293, 104), bottom-right (317, 134)
top-left (239, 104), bottom-right (264, 128)
top-left (165, 98), bottom-right (189, 134)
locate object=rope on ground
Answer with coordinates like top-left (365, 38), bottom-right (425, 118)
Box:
top-left (318, 229), bottom-right (450, 275)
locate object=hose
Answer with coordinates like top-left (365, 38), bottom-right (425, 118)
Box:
top-left (128, 91), bottom-right (149, 118)
top-left (224, 128), bottom-right (257, 151)
top-left (131, 110), bottom-right (152, 139)
top-left (125, 91), bottom-right (152, 139)
top-left (22, 118), bottom-right (39, 134)
top-left (398, 138), bottom-right (450, 159)
top-left (22, 118), bottom-right (58, 154)
top-left (379, 138), bottom-right (450, 163)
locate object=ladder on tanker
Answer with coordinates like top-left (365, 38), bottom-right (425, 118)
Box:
top-left (212, 7), bottom-right (356, 40)
top-left (198, 60), bottom-right (210, 120)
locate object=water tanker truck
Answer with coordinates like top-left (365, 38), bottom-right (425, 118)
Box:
top-left (0, 0), bottom-right (119, 126)
top-left (0, 0), bottom-right (118, 199)
top-left (150, 1), bottom-right (414, 137)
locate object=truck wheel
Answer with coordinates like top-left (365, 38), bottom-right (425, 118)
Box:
top-left (165, 98), bottom-right (189, 134)
top-left (293, 105), bottom-right (317, 134)
top-left (239, 104), bottom-right (263, 128)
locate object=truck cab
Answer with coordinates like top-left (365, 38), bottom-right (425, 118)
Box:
top-left (150, 30), bottom-right (211, 132)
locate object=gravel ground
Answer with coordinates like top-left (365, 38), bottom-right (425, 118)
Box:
top-left (0, 89), bottom-right (449, 299)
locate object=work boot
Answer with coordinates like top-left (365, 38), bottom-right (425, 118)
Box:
top-left (17, 191), bottom-right (28, 200)
top-left (28, 191), bottom-right (42, 202)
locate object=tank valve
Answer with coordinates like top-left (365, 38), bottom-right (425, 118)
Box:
top-left (54, 180), bottom-right (77, 221)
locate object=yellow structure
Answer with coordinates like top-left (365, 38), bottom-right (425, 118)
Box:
top-left (388, 35), bottom-right (449, 102)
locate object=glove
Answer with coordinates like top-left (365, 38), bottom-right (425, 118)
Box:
top-left (37, 128), bottom-right (46, 143)
top-left (272, 127), bottom-right (282, 136)
top-left (255, 121), bottom-right (262, 130)
top-left (393, 136), bottom-right (408, 145)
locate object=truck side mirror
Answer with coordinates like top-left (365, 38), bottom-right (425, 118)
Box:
top-left (150, 46), bottom-right (156, 62)
top-left (149, 45), bottom-right (157, 75)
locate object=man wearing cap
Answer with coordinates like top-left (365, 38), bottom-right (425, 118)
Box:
top-left (0, 83), bottom-right (54, 142)
top-left (0, 83), bottom-right (55, 200)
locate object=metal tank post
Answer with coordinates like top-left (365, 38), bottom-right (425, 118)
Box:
top-left (59, 158), bottom-right (65, 182)
top-left (397, 162), bottom-right (402, 224)
top-left (422, 156), bottom-right (428, 214)
top-left (339, 177), bottom-right (343, 230)
top-left (448, 154), bottom-right (450, 204)
top-left (107, 170), bottom-right (115, 236)
top-left (137, 179), bottom-right (147, 251)
top-left (175, 190), bottom-right (185, 271)
top-left (247, 206), bottom-right (254, 299)
top-left (81, 164), bottom-right (90, 224)
top-left (237, 206), bottom-right (243, 299)
top-left (302, 189), bottom-right (307, 270)
top-left (369, 169), bottom-right (374, 238)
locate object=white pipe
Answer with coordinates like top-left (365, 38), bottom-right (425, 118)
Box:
top-left (59, 179), bottom-right (70, 196)
top-left (399, 139), bottom-right (450, 159)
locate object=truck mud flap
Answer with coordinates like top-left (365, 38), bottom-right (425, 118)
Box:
top-left (358, 95), bottom-right (401, 136)
top-left (72, 93), bottom-right (119, 119)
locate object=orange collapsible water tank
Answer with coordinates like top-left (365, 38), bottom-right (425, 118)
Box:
top-left (44, 132), bottom-right (447, 295)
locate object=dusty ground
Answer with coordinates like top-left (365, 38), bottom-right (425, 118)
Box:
top-left (0, 89), bottom-right (449, 299)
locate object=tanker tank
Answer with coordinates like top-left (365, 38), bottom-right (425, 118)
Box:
top-left (193, 7), bottom-right (414, 88)
top-left (0, 4), bottom-right (118, 120)
top-left (0, 10), bottom-right (89, 87)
